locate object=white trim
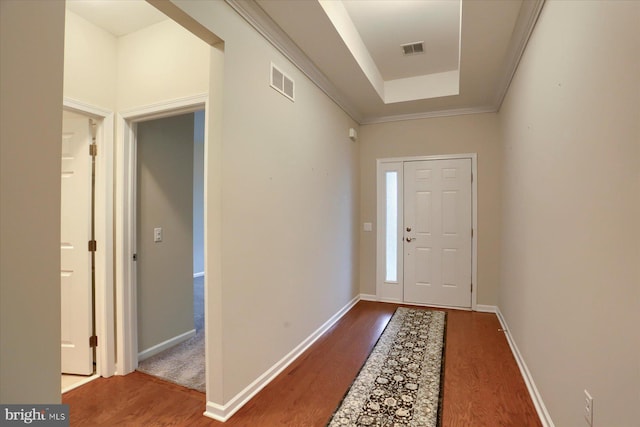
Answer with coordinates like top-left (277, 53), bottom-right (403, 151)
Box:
top-left (493, 0), bottom-right (546, 111)
top-left (378, 154), bottom-right (476, 164)
top-left (61, 373), bottom-right (100, 394)
top-left (475, 304), bottom-right (497, 313)
top-left (397, 300), bottom-right (473, 312)
top-left (193, 271), bottom-right (205, 278)
top-left (361, 294), bottom-right (480, 313)
top-left (115, 94), bottom-right (208, 376)
top-left (495, 307), bottom-right (555, 427)
top-left (115, 114), bottom-right (138, 375)
top-left (376, 154), bottom-right (478, 311)
top-left (361, 105), bottom-right (496, 125)
top-left (119, 94), bottom-right (208, 122)
top-left (62, 98), bottom-right (116, 379)
top-left (359, 293), bottom-right (378, 302)
top-left (470, 155), bottom-right (478, 311)
top-left (369, 296), bottom-right (404, 304)
top-left (63, 98), bottom-right (111, 118)
top-left (137, 329), bottom-right (197, 362)
top-left (204, 295), bottom-right (360, 422)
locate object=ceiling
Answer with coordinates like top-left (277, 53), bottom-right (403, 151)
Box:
top-left (65, 0), bottom-right (545, 124)
top-left (66, 0), bottom-right (167, 37)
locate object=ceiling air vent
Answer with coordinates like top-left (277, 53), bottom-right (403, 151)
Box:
top-left (401, 41), bottom-right (424, 56)
top-left (270, 63), bottom-right (295, 101)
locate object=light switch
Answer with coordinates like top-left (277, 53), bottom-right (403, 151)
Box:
top-left (363, 222), bottom-right (373, 232)
top-left (154, 227), bottom-right (163, 242)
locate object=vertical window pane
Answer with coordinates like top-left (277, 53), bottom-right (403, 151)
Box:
top-left (385, 171), bottom-right (398, 282)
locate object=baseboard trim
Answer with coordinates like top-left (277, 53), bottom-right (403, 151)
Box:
top-left (137, 329), bottom-right (196, 362)
top-left (193, 271), bottom-right (205, 278)
top-left (360, 294), bottom-right (404, 304)
top-left (495, 307), bottom-right (555, 427)
top-left (361, 294), bottom-right (472, 311)
top-left (204, 294), bottom-right (361, 422)
top-left (61, 373), bottom-right (100, 394)
top-left (475, 304), bottom-right (497, 313)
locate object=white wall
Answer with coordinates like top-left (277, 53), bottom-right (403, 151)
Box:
top-left (64, 12), bottom-right (209, 112)
top-left (63, 10), bottom-right (117, 110)
top-left (498, 1), bottom-right (640, 425)
top-left (175, 0), bottom-right (360, 405)
top-left (0, 0), bottom-right (65, 404)
top-left (116, 19), bottom-right (210, 111)
top-left (359, 114), bottom-right (502, 305)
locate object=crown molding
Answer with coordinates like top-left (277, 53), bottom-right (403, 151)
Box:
top-left (225, 0), bottom-right (545, 125)
top-left (360, 105), bottom-right (497, 125)
top-left (225, 0), bottom-right (363, 123)
top-left (492, 0), bottom-right (546, 111)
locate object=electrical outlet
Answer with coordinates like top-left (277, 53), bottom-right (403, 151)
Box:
top-left (584, 390), bottom-right (593, 426)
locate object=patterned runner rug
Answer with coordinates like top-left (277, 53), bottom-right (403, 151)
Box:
top-left (327, 307), bottom-right (446, 427)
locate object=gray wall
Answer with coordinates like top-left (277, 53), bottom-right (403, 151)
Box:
top-left (193, 110), bottom-right (205, 275)
top-left (0, 0), bottom-right (65, 403)
top-left (498, 1), bottom-right (640, 425)
top-left (137, 113), bottom-right (195, 352)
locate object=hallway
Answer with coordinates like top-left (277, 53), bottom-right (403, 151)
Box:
top-left (63, 301), bottom-right (541, 426)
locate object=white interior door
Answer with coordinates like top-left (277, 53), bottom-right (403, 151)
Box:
top-left (403, 159), bottom-right (472, 308)
top-left (61, 112), bottom-right (93, 375)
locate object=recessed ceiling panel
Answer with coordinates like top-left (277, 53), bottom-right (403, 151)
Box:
top-left (319, 0), bottom-right (461, 104)
top-left (342, 0), bottom-right (461, 81)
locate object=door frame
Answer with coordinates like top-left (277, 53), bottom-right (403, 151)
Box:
top-left (115, 94), bottom-right (208, 375)
top-left (376, 154), bottom-right (478, 310)
top-left (62, 98), bottom-right (116, 378)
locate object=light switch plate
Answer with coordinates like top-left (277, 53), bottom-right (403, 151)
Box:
top-left (363, 222), bottom-right (372, 232)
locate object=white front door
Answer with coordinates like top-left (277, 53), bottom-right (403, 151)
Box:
top-left (403, 159), bottom-right (472, 308)
top-left (61, 112), bottom-right (93, 375)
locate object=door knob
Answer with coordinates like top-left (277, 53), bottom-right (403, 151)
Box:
top-left (406, 237), bottom-right (415, 242)
top-left (406, 227), bottom-right (412, 232)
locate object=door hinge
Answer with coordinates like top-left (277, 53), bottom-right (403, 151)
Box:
top-left (471, 228), bottom-right (474, 238)
top-left (88, 240), bottom-right (97, 252)
top-left (89, 144), bottom-right (97, 157)
top-left (471, 172), bottom-right (473, 183)
top-left (89, 335), bottom-right (98, 348)
top-left (132, 253), bottom-right (137, 261)
top-left (470, 283), bottom-right (473, 293)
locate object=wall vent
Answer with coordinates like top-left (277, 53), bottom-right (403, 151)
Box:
top-left (401, 41), bottom-right (424, 56)
top-left (270, 63), bottom-right (295, 101)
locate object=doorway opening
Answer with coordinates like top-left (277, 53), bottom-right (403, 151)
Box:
top-left (132, 110), bottom-right (205, 391)
top-left (115, 95), bottom-right (208, 383)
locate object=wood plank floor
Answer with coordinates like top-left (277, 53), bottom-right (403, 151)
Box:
top-left (63, 301), bottom-right (541, 426)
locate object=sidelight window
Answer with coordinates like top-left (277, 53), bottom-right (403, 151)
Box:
top-left (385, 171), bottom-right (398, 282)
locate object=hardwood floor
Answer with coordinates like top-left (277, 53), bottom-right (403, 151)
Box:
top-left (63, 301), bottom-right (541, 426)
